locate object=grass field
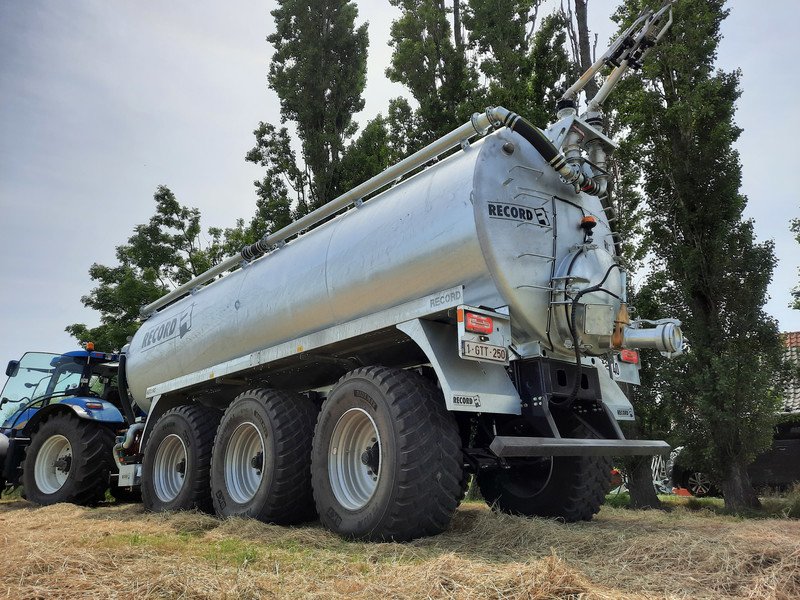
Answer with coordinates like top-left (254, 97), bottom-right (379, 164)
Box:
top-left (1, 495), bottom-right (798, 599)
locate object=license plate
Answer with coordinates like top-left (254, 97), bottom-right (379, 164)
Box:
top-left (461, 341), bottom-right (508, 363)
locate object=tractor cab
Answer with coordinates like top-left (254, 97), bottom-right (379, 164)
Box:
top-left (1, 349), bottom-right (121, 430)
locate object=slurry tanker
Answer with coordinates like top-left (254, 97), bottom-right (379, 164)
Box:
top-left (1, 4), bottom-right (681, 540)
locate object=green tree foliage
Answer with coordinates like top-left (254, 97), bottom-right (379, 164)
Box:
top-left (335, 98), bottom-right (428, 194)
top-left (66, 186), bottom-right (229, 351)
top-left (245, 122), bottom-right (306, 240)
top-left (464, 2), bottom-right (570, 125)
top-left (525, 12), bottom-right (573, 126)
top-left (267, 0), bottom-right (369, 209)
top-left (387, 1), bottom-right (571, 151)
top-left (614, 0), bottom-right (784, 510)
top-left (338, 116), bottom-right (391, 194)
top-left (387, 0), bottom-right (477, 141)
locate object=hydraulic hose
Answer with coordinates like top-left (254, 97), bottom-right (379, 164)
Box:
top-left (495, 111), bottom-right (602, 195)
top-left (116, 354), bottom-right (138, 425)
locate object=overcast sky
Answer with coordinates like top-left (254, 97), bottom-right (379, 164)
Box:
top-left (1, 0), bottom-right (798, 365)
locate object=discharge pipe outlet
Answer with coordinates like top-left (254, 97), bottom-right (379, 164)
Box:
top-left (621, 320), bottom-right (684, 356)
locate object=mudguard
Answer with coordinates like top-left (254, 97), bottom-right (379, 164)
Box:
top-left (21, 398), bottom-right (125, 435)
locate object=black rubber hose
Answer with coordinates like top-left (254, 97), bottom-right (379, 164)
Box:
top-left (501, 112), bottom-right (567, 170)
top-left (240, 238), bottom-right (271, 261)
top-left (500, 111), bottom-right (601, 196)
top-left (117, 354), bottom-right (138, 425)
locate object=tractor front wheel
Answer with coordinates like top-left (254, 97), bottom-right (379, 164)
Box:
top-left (23, 412), bottom-right (114, 506)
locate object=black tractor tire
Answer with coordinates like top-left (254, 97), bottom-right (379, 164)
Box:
top-left (311, 366), bottom-right (463, 541)
top-left (22, 412), bottom-right (114, 506)
top-left (210, 388), bottom-right (317, 524)
top-left (141, 404), bottom-right (220, 513)
top-left (478, 429), bottom-right (611, 522)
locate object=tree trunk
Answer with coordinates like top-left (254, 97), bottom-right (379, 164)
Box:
top-left (722, 458), bottom-right (761, 512)
top-left (452, 1), bottom-right (463, 55)
top-left (624, 455), bottom-right (662, 509)
top-left (573, 0), bottom-right (599, 101)
top-left (617, 385), bottom-right (662, 509)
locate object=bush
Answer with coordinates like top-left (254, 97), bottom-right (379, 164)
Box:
top-left (785, 483), bottom-right (800, 519)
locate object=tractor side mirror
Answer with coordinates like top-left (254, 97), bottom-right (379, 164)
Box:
top-left (5, 360), bottom-right (19, 378)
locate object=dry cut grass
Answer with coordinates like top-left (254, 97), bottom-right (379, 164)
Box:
top-left (0, 497), bottom-right (798, 599)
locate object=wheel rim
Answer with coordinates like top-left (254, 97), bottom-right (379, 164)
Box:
top-left (224, 422), bottom-right (265, 504)
top-left (328, 408), bottom-right (381, 511)
top-left (34, 434), bottom-right (72, 494)
top-left (153, 434), bottom-right (188, 503)
top-left (688, 472), bottom-right (711, 496)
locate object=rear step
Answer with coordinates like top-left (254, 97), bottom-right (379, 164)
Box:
top-left (490, 436), bottom-right (670, 458)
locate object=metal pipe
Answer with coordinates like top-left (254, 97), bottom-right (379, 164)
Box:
top-left (560, 54), bottom-right (608, 103)
top-left (499, 112), bottom-right (603, 195)
top-left (622, 321), bottom-right (683, 355)
top-left (586, 60), bottom-right (631, 113)
top-left (122, 423), bottom-right (145, 450)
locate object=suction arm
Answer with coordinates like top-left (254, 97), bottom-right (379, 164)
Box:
top-left (560, 1), bottom-right (675, 110)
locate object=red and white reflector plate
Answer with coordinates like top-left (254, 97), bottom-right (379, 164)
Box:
top-left (465, 312), bottom-right (493, 334)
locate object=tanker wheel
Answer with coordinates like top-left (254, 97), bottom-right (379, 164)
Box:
top-left (210, 388), bottom-right (317, 524)
top-left (141, 404), bottom-right (220, 513)
top-left (23, 412), bottom-right (114, 506)
top-left (311, 366), bottom-right (463, 541)
top-left (477, 425), bottom-right (611, 522)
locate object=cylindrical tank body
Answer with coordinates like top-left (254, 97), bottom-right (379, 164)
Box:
top-left (125, 128), bottom-right (622, 411)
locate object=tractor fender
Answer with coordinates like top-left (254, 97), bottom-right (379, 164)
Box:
top-left (22, 398), bottom-right (125, 436)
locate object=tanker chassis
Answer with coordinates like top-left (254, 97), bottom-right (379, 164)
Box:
top-left (1, 5), bottom-right (683, 541)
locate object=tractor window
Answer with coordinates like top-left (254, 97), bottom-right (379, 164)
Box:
top-left (51, 369), bottom-right (81, 396)
top-left (0, 352), bottom-right (59, 422)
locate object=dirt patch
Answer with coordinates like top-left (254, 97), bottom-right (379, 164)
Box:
top-left (0, 499), bottom-right (797, 599)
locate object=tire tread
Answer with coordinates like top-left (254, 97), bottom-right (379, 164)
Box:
top-left (23, 412), bottom-right (115, 506)
top-left (313, 366), bottom-right (464, 541)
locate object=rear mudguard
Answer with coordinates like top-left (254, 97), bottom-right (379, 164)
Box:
top-left (21, 398), bottom-right (126, 435)
top-left (1, 399), bottom-right (124, 487)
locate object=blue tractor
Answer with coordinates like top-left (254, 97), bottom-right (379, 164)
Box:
top-left (0, 349), bottom-right (133, 504)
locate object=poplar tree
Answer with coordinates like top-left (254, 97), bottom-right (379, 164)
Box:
top-left (266, 0), bottom-right (369, 209)
top-left (387, 1), bottom-right (572, 151)
top-left (615, 0), bottom-right (784, 510)
top-left (386, 0), bottom-right (477, 140)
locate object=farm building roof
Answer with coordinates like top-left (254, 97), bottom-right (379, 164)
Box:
top-left (783, 332), bottom-right (800, 414)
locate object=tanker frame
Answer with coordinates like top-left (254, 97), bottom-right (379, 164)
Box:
top-left (40, 4), bottom-right (684, 540)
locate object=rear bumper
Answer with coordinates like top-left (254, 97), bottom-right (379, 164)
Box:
top-left (490, 436), bottom-right (670, 458)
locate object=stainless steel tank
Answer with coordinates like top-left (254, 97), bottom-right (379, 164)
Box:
top-left (125, 127), bottom-right (624, 412)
